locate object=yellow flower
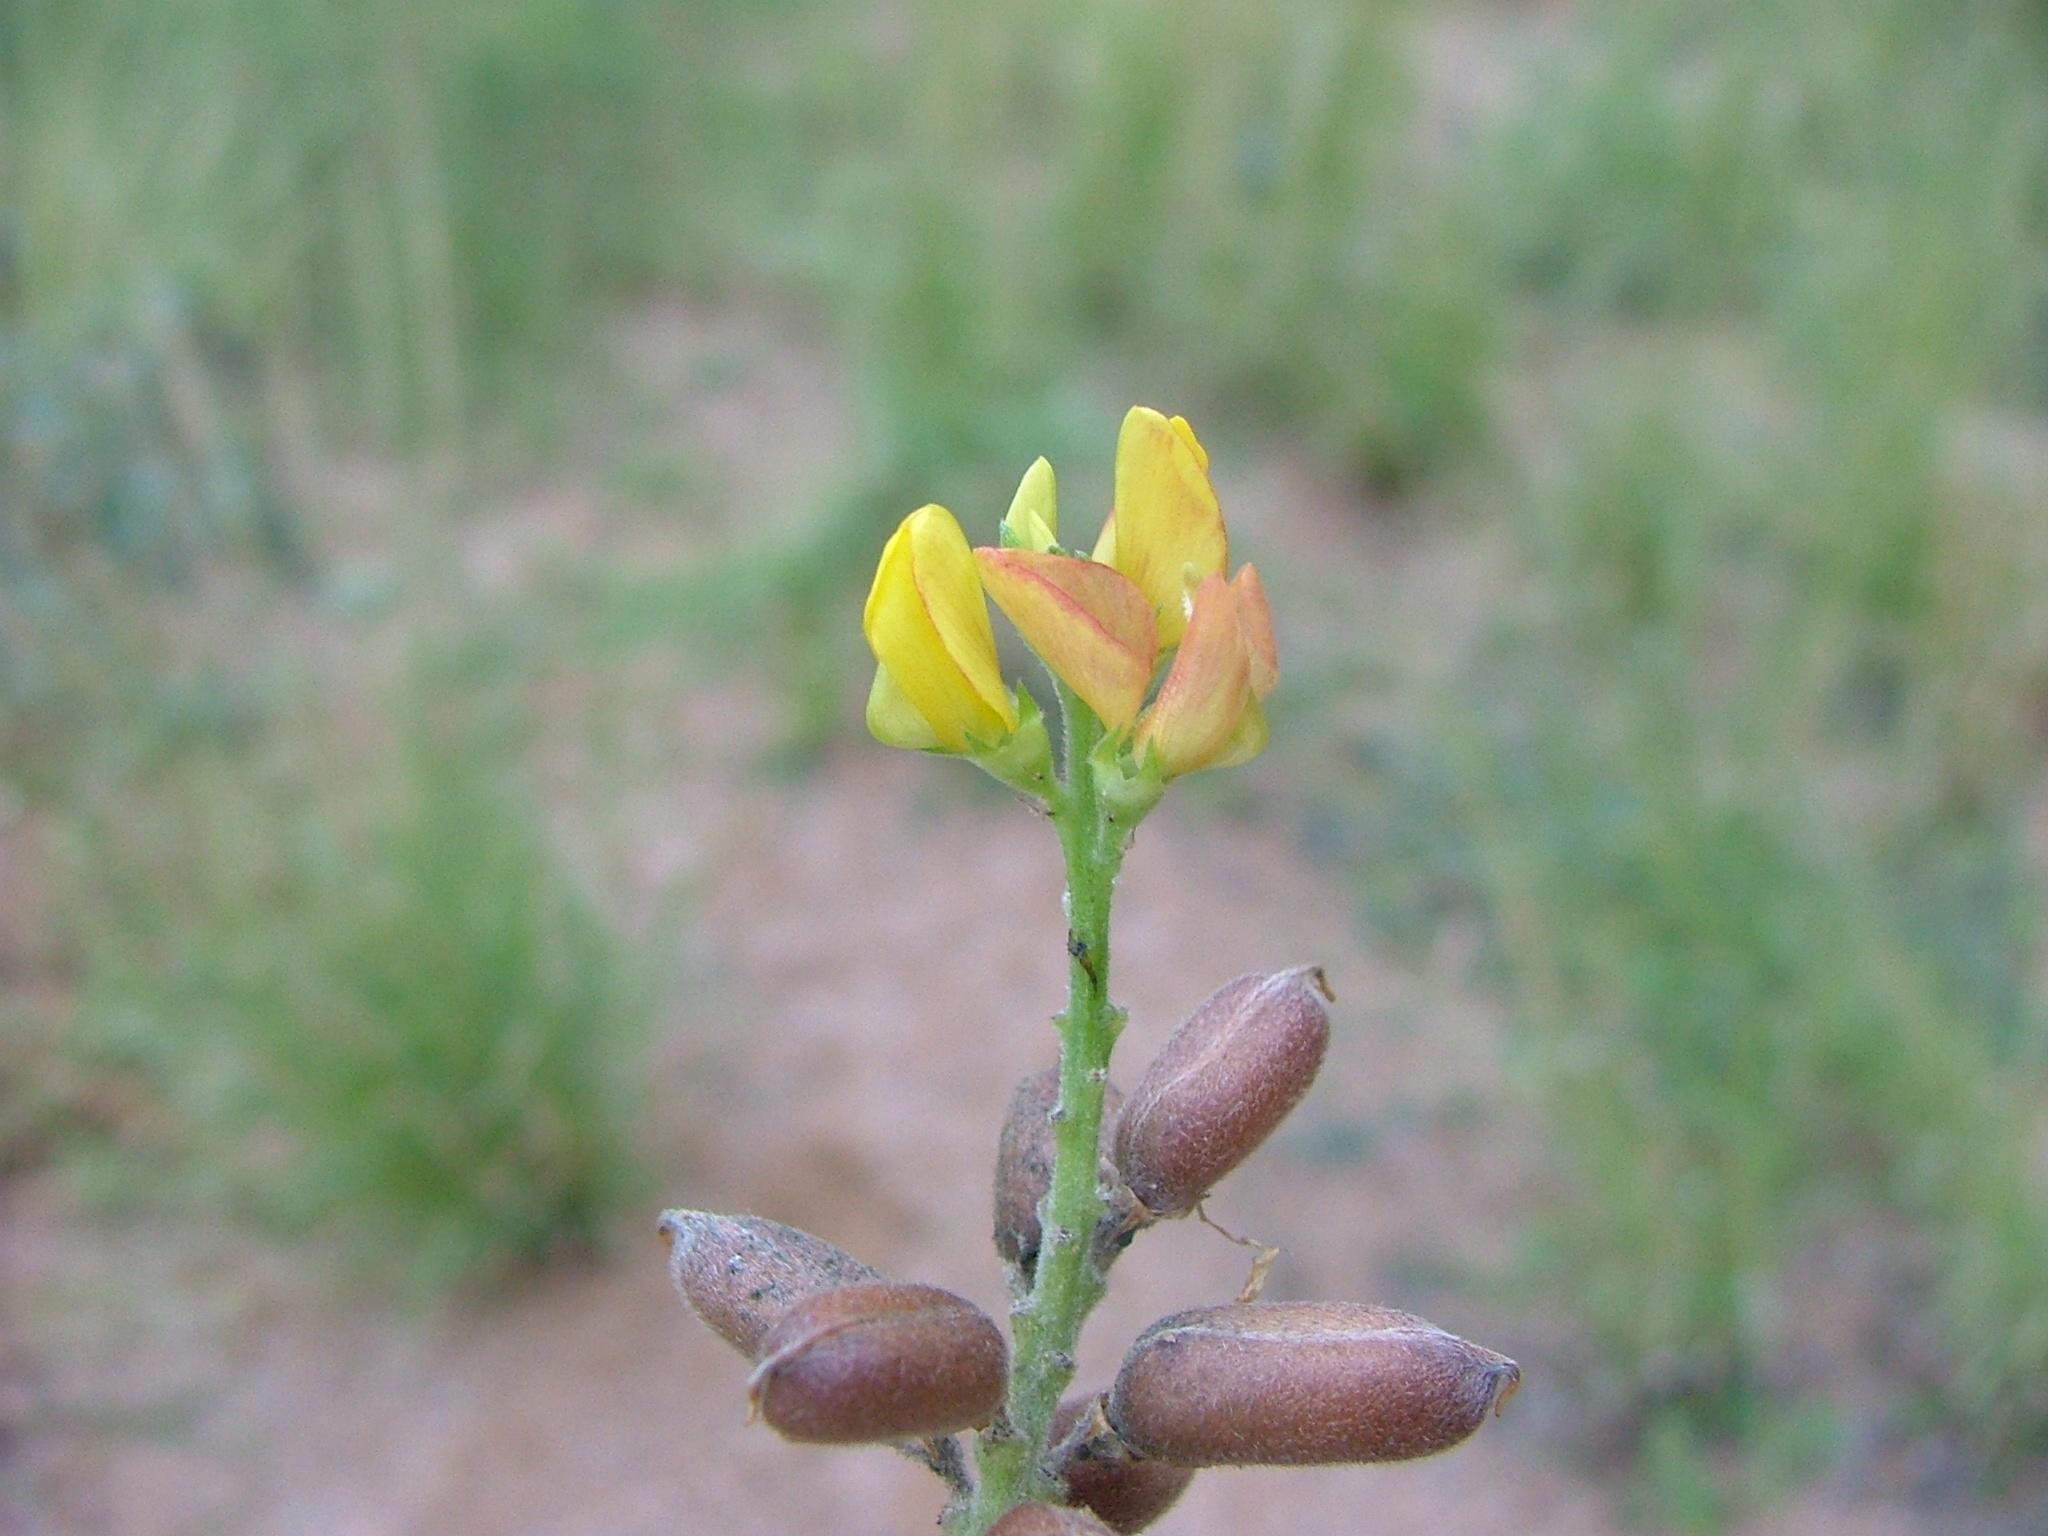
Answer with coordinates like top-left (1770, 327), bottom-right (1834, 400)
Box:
top-left (1095, 406), bottom-right (1228, 647)
top-left (861, 408), bottom-right (1273, 791)
top-left (1135, 564), bottom-right (1278, 777)
top-left (974, 548), bottom-right (1157, 730)
top-left (863, 504), bottom-right (1018, 752)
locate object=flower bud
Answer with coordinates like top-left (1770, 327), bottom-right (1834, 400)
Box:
top-left (863, 503), bottom-right (1017, 753)
top-left (994, 1067), bottom-right (1138, 1274)
top-left (1049, 1395), bottom-right (1194, 1533)
top-left (1114, 967), bottom-right (1332, 1218)
top-left (659, 1209), bottom-right (880, 1358)
top-left (747, 1281), bottom-right (1008, 1444)
top-left (989, 1505), bottom-right (1119, 1536)
top-left (1001, 456), bottom-right (1060, 554)
top-left (1108, 1301), bottom-right (1519, 1467)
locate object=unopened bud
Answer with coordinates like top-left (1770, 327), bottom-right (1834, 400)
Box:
top-left (659, 1209), bottom-right (880, 1358)
top-left (1114, 967), bottom-right (1332, 1217)
top-left (747, 1281), bottom-right (1008, 1444)
top-left (995, 1067), bottom-right (1138, 1274)
top-left (1049, 1394), bottom-right (1194, 1533)
top-left (1001, 456), bottom-right (1059, 554)
top-left (1108, 1301), bottom-right (1519, 1466)
top-left (988, 1505), bottom-right (1119, 1536)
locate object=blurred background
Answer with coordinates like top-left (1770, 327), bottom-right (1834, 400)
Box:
top-left (5, 1), bottom-right (2047, 1531)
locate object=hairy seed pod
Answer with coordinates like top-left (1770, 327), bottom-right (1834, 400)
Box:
top-left (747, 1281), bottom-right (1008, 1444)
top-left (659, 1209), bottom-right (881, 1358)
top-left (994, 1067), bottom-right (1136, 1273)
top-left (1049, 1395), bottom-right (1194, 1533)
top-left (988, 1505), bottom-right (1119, 1536)
top-left (1114, 967), bottom-right (1332, 1217)
top-left (1108, 1301), bottom-right (1519, 1467)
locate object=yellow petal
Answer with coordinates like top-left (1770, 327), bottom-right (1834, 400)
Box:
top-left (1092, 509), bottom-right (1117, 566)
top-left (1110, 406), bottom-right (1228, 646)
top-left (862, 505), bottom-right (1017, 752)
top-left (976, 548), bottom-right (1158, 730)
top-left (1003, 456), bottom-right (1059, 553)
top-left (1232, 563), bottom-right (1277, 699)
top-left (1134, 573), bottom-right (1252, 777)
top-left (865, 665), bottom-right (942, 750)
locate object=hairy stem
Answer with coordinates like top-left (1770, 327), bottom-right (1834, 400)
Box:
top-left (956, 687), bottom-right (1126, 1533)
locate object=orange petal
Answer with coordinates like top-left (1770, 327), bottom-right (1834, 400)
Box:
top-left (1232, 564), bottom-right (1277, 699)
top-left (1135, 574), bottom-right (1252, 776)
top-left (976, 548), bottom-right (1158, 730)
top-left (1209, 692), bottom-right (1269, 770)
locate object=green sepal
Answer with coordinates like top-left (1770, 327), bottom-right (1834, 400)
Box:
top-left (1090, 732), bottom-right (1165, 826)
top-left (968, 687), bottom-right (1055, 800)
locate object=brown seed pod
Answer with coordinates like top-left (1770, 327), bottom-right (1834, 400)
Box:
top-left (1049, 1394), bottom-right (1194, 1533)
top-left (1108, 1301), bottom-right (1519, 1467)
top-left (747, 1281), bottom-right (1008, 1444)
top-left (659, 1209), bottom-right (881, 1358)
top-left (1114, 967), bottom-right (1332, 1218)
top-left (995, 1066), bottom-right (1137, 1274)
top-left (988, 1505), bottom-right (1119, 1536)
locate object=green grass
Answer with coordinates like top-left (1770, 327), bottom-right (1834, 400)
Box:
top-left (8, 0), bottom-right (1502, 766)
top-left (0, 309), bottom-right (306, 587)
top-left (1298, 1), bottom-right (2048, 1494)
top-left (56, 659), bottom-right (651, 1294)
top-left (1319, 342), bottom-right (2048, 1504)
top-left (8, 0), bottom-right (708, 443)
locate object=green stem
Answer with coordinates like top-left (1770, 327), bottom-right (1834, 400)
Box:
top-left (956, 686), bottom-right (1127, 1533)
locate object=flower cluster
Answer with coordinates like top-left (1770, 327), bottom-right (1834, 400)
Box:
top-left (862, 407), bottom-right (1277, 791)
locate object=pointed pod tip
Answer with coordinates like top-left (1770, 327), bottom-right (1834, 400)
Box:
top-left (1487, 1361), bottom-right (1522, 1417)
top-left (656, 1207), bottom-right (705, 1241)
top-left (661, 1210), bottom-right (884, 1359)
top-left (1278, 964), bottom-right (1334, 1003)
